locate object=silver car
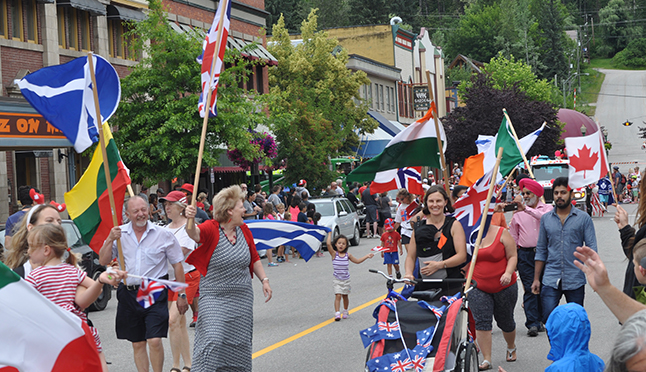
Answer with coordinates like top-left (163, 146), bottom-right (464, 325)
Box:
top-left (310, 196), bottom-right (361, 246)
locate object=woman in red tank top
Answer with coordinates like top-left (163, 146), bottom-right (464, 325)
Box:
top-left (465, 224), bottom-right (518, 370)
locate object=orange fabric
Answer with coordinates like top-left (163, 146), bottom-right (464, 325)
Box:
top-left (459, 153), bottom-right (485, 187)
top-left (491, 212), bottom-right (507, 228)
top-left (438, 233), bottom-right (448, 249)
top-left (186, 220), bottom-right (259, 278)
top-left (168, 269), bottom-right (200, 304)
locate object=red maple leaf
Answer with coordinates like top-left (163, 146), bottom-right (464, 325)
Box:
top-left (570, 144), bottom-right (599, 178)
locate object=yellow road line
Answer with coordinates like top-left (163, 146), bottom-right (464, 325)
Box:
top-left (252, 288), bottom-right (402, 359)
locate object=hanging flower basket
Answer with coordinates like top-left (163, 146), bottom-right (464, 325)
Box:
top-left (227, 131), bottom-right (277, 171)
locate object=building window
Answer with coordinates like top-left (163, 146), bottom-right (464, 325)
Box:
top-left (255, 64), bottom-right (264, 94)
top-left (11, 0), bottom-right (21, 41)
top-left (374, 83), bottom-right (379, 110)
top-left (368, 84), bottom-right (372, 108)
top-left (78, 10), bottom-right (89, 50)
top-left (386, 87), bottom-right (390, 112)
top-left (0, 0), bottom-right (7, 38)
top-left (390, 87), bottom-right (395, 113)
top-left (108, 19), bottom-right (137, 60)
top-left (380, 85), bottom-right (385, 112)
top-left (57, 9), bottom-right (65, 47)
top-left (24, 0), bottom-right (35, 42)
top-left (398, 82), bottom-right (414, 119)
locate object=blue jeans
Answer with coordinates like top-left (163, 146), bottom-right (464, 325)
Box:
top-left (541, 282), bottom-right (585, 324)
top-left (517, 248), bottom-right (542, 329)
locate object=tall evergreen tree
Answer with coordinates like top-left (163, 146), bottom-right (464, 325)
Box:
top-left (536, 0), bottom-right (569, 80)
top-left (347, 0), bottom-right (391, 25)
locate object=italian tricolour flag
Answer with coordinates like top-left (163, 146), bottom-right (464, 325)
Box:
top-left (347, 104), bottom-right (446, 183)
top-left (65, 122), bottom-right (130, 252)
top-left (0, 262), bottom-right (102, 371)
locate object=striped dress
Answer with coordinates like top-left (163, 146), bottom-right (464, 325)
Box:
top-left (192, 227), bottom-right (253, 372)
top-left (26, 263), bottom-right (102, 352)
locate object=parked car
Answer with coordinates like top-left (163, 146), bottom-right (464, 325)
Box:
top-left (0, 220), bottom-right (111, 311)
top-left (309, 196), bottom-right (361, 247)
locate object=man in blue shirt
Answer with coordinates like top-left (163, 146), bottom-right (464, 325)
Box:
top-left (597, 176), bottom-right (612, 210)
top-left (531, 177), bottom-right (597, 324)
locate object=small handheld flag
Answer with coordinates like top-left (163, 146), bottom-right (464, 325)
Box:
top-left (137, 278), bottom-right (167, 308)
top-left (371, 246), bottom-right (389, 252)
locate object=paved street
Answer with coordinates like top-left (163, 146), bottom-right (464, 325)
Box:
top-left (90, 205), bottom-right (631, 372)
top-left (595, 69), bottom-right (646, 165)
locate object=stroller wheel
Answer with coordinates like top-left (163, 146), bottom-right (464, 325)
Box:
top-left (463, 343), bottom-right (479, 372)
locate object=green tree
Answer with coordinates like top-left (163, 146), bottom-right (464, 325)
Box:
top-left (299, 0), bottom-right (349, 29)
top-left (347, 0), bottom-right (391, 25)
top-left (597, 0), bottom-right (643, 57)
top-left (535, 0), bottom-right (569, 80)
top-left (443, 72), bottom-right (562, 163)
top-left (266, 0), bottom-right (304, 33)
top-left (112, 0), bottom-right (275, 183)
top-left (459, 54), bottom-right (560, 104)
top-left (446, 4), bottom-right (503, 62)
top-left (268, 10), bottom-right (376, 191)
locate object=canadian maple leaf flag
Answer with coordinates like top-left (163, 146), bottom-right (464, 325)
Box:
top-left (565, 130), bottom-right (609, 189)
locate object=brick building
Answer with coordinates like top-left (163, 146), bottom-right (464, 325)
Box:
top-left (0, 0), bottom-right (276, 223)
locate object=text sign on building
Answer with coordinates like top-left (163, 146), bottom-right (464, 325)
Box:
top-left (0, 112), bottom-right (65, 139)
top-left (413, 86), bottom-right (430, 111)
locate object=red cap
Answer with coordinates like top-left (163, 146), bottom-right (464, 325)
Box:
top-left (160, 190), bottom-right (187, 204)
top-left (384, 218), bottom-right (394, 230)
top-left (180, 183), bottom-right (194, 194)
top-left (298, 179), bottom-right (306, 186)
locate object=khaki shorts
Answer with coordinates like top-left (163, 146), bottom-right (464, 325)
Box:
top-left (333, 278), bottom-right (351, 295)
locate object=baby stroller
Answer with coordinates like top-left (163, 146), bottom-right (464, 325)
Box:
top-left (361, 270), bottom-right (478, 372)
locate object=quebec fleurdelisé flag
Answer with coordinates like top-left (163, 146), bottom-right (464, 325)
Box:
top-left (197, 0), bottom-right (231, 117)
top-left (15, 54), bottom-right (121, 153)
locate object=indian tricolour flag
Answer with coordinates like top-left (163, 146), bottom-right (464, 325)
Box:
top-left (0, 262), bottom-right (102, 371)
top-left (347, 103), bottom-right (446, 183)
top-left (65, 122), bottom-right (131, 252)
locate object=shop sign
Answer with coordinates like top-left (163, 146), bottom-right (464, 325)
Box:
top-left (413, 86), bottom-right (430, 111)
top-left (0, 112), bottom-right (66, 139)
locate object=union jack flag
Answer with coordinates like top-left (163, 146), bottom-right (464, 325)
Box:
top-left (452, 169), bottom-right (495, 256)
top-left (390, 358), bottom-right (412, 372)
top-left (410, 354), bottom-right (426, 372)
top-left (378, 321), bottom-right (400, 332)
top-left (196, 0), bottom-right (231, 117)
top-left (136, 277), bottom-right (166, 308)
top-left (371, 167), bottom-right (424, 196)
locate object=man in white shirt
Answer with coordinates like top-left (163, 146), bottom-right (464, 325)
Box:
top-left (99, 196), bottom-right (188, 372)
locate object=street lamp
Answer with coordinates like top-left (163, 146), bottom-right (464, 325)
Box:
top-left (580, 123), bottom-right (587, 136)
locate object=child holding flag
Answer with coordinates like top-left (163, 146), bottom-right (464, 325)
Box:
top-left (25, 223), bottom-right (127, 372)
top-left (380, 218), bottom-right (403, 279)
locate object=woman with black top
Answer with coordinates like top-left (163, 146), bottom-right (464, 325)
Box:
top-left (404, 185), bottom-right (467, 292)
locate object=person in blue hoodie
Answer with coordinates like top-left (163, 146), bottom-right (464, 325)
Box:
top-left (497, 302), bottom-right (604, 372)
top-left (544, 303), bottom-right (604, 372)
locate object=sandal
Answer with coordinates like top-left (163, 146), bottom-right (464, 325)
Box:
top-left (478, 360), bottom-right (492, 370)
top-left (506, 347), bottom-right (517, 362)
top-left (170, 369), bottom-right (181, 372)
top-left (182, 367), bottom-right (191, 372)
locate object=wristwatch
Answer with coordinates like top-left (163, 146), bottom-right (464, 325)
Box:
top-left (179, 293), bottom-right (187, 299)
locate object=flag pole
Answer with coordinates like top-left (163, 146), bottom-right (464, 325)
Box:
top-left (502, 108), bottom-right (538, 180)
top-left (426, 70), bottom-right (450, 193)
top-left (87, 52), bottom-right (125, 272)
top-left (464, 147), bottom-right (504, 294)
top-left (593, 120), bottom-right (619, 204)
top-left (187, 0), bottom-right (227, 231)
top-left (495, 168), bottom-right (516, 200)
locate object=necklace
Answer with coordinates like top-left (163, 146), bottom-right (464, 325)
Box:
top-left (221, 226), bottom-right (237, 244)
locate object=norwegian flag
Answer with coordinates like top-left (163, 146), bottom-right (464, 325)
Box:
top-left (196, 0), bottom-right (231, 117)
top-left (370, 167), bottom-right (424, 195)
top-left (452, 169), bottom-right (495, 256)
top-left (390, 358), bottom-right (412, 372)
top-left (136, 278), bottom-right (166, 309)
top-left (378, 321), bottom-right (400, 332)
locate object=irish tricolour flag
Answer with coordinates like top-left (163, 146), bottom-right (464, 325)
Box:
top-left (347, 104), bottom-right (446, 183)
top-left (0, 262), bottom-right (102, 371)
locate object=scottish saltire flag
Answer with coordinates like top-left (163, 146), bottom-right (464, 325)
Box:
top-left (452, 169), bottom-right (495, 256)
top-left (370, 167), bottom-right (424, 195)
top-left (136, 278), bottom-right (166, 308)
top-left (197, 0), bottom-right (231, 117)
top-left (15, 54), bottom-right (120, 153)
top-left (246, 220), bottom-right (330, 261)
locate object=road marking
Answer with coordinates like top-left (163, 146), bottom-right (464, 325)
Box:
top-left (252, 288), bottom-right (402, 359)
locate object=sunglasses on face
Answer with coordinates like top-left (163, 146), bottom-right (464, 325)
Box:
top-left (522, 191), bottom-right (533, 196)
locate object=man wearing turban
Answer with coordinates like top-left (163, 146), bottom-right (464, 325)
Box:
top-left (508, 178), bottom-right (553, 337)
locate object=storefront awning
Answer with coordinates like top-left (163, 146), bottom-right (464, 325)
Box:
top-left (227, 37), bottom-right (278, 66)
top-left (212, 166), bottom-right (245, 173)
top-left (58, 0), bottom-right (106, 15)
top-left (367, 110), bottom-right (402, 137)
top-left (354, 127), bottom-right (394, 158)
top-left (107, 5), bottom-right (146, 22)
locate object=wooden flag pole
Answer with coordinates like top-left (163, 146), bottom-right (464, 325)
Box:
top-left (502, 108), bottom-right (538, 180)
top-left (495, 168), bottom-right (517, 200)
top-left (592, 120), bottom-right (619, 205)
top-left (187, 0), bottom-right (227, 231)
top-left (426, 70), bottom-right (450, 193)
top-left (87, 52), bottom-right (125, 272)
top-left (464, 147), bottom-right (504, 294)
top-left (127, 184), bottom-right (135, 197)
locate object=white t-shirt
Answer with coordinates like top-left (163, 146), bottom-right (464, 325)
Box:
top-left (395, 203), bottom-right (413, 238)
top-left (166, 224), bottom-right (197, 280)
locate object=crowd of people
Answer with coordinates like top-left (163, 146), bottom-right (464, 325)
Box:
top-left (4, 166), bottom-right (646, 371)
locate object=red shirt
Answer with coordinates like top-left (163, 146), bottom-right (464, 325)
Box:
top-left (359, 186), bottom-right (367, 195)
top-left (471, 227), bottom-right (517, 293)
top-left (380, 230), bottom-right (401, 253)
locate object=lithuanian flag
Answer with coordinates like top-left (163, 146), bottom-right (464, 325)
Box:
top-left (65, 122), bottom-right (130, 252)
